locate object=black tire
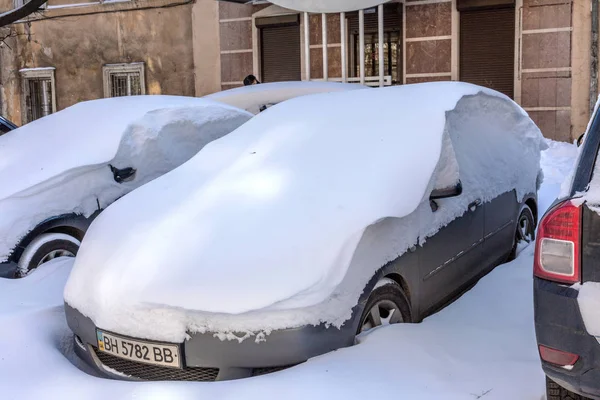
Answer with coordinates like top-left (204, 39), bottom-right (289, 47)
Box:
top-left (16, 233), bottom-right (80, 277)
top-left (508, 205), bottom-right (536, 261)
top-left (357, 279), bottom-right (412, 335)
top-left (546, 376), bottom-right (591, 400)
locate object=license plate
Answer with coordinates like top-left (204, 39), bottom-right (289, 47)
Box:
top-left (96, 329), bottom-right (182, 369)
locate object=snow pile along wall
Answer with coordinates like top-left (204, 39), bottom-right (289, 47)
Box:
top-left (64, 82), bottom-right (545, 342)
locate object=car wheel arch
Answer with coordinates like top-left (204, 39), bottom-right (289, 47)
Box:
top-left (525, 197), bottom-right (538, 224)
top-left (9, 212), bottom-right (98, 263)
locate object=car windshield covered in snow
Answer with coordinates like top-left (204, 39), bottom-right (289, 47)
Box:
top-left (65, 82), bottom-right (546, 346)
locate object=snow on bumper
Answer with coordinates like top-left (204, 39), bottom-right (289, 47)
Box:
top-left (65, 302), bottom-right (357, 381)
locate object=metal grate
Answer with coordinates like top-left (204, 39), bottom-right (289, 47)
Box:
top-left (110, 72), bottom-right (142, 97)
top-left (25, 77), bottom-right (53, 122)
top-left (354, 32), bottom-right (400, 84)
top-left (93, 347), bottom-right (219, 381)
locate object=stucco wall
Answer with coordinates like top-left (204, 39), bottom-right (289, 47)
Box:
top-left (1, 0), bottom-right (195, 123)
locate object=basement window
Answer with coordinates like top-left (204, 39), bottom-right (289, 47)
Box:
top-left (103, 63), bottom-right (145, 98)
top-left (20, 67), bottom-right (56, 124)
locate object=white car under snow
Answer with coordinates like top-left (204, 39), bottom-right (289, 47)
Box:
top-left (64, 82), bottom-right (547, 382)
top-left (0, 82), bottom-right (365, 278)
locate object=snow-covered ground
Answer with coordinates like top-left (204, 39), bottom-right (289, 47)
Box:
top-left (0, 139), bottom-right (577, 400)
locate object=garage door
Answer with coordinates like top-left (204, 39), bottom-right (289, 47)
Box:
top-left (260, 23), bottom-right (301, 83)
top-left (459, 6), bottom-right (515, 98)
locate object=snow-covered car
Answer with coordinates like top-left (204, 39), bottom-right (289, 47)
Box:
top-left (534, 100), bottom-right (600, 399)
top-left (0, 96), bottom-right (253, 279)
top-left (206, 81), bottom-right (367, 114)
top-left (64, 82), bottom-right (547, 381)
top-left (0, 82), bottom-right (365, 279)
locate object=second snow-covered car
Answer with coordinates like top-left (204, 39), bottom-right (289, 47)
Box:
top-left (65, 82), bottom-right (547, 381)
top-left (1, 82), bottom-right (365, 279)
top-left (0, 95), bottom-right (252, 278)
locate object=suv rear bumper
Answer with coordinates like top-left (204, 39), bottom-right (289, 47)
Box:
top-left (65, 302), bottom-right (358, 381)
top-left (534, 277), bottom-right (600, 399)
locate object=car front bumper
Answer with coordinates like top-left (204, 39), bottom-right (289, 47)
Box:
top-left (534, 278), bottom-right (600, 399)
top-left (0, 261), bottom-right (17, 279)
top-left (65, 303), bottom-right (359, 381)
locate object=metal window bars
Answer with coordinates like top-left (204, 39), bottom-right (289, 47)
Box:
top-left (25, 77), bottom-right (53, 122)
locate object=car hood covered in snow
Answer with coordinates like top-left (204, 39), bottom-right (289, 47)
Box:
top-left (0, 96), bottom-right (246, 202)
top-left (65, 82), bottom-right (545, 341)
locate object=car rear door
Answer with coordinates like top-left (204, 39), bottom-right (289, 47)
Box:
top-left (418, 192), bottom-right (485, 316)
top-left (479, 190), bottom-right (520, 274)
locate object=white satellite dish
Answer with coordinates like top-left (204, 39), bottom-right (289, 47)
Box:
top-left (267, 0), bottom-right (391, 13)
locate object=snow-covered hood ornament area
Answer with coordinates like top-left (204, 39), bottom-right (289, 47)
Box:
top-left (64, 82), bottom-right (546, 343)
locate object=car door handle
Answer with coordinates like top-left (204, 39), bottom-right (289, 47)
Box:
top-left (469, 199), bottom-right (482, 211)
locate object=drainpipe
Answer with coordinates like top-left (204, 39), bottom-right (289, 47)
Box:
top-left (591, 0), bottom-right (598, 115)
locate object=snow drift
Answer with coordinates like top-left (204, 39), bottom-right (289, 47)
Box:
top-left (206, 81), bottom-right (367, 114)
top-left (64, 82), bottom-right (546, 342)
top-left (0, 96), bottom-right (252, 262)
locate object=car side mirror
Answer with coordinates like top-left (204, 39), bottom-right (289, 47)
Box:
top-left (109, 164), bottom-right (137, 184)
top-left (577, 133), bottom-right (585, 147)
top-left (430, 181), bottom-right (463, 200)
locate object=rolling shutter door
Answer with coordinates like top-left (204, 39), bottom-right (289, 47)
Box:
top-left (260, 24), bottom-right (301, 83)
top-left (459, 6), bottom-right (515, 98)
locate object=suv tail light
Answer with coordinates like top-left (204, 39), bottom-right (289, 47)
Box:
top-left (534, 200), bottom-right (581, 284)
top-left (539, 345), bottom-right (579, 368)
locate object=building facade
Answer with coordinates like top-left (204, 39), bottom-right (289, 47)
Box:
top-left (0, 0), bottom-right (595, 142)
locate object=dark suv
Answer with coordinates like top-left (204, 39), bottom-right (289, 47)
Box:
top-left (534, 109), bottom-right (600, 400)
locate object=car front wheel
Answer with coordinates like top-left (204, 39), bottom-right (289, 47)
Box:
top-left (16, 233), bottom-right (80, 277)
top-left (546, 376), bottom-right (591, 400)
top-left (357, 278), bottom-right (411, 335)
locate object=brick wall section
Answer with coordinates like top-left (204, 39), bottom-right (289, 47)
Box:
top-left (405, 0), bottom-right (453, 82)
top-left (520, 0), bottom-right (573, 142)
top-left (308, 13), bottom-right (343, 80)
top-left (218, 2), bottom-right (268, 90)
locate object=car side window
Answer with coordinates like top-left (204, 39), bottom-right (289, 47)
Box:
top-left (0, 122), bottom-right (12, 134)
top-left (431, 132), bottom-right (460, 194)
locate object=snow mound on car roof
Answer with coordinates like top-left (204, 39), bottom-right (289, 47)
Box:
top-left (64, 82), bottom-right (545, 341)
top-left (206, 81), bottom-right (368, 114)
top-left (0, 99), bottom-right (251, 263)
top-left (0, 96), bottom-right (244, 202)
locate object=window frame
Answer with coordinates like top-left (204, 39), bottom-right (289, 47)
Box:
top-left (102, 62), bottom-right (146, 98)
top-left (20, 67), bottom-right (56, 125)
top-left (13, 0), bottom-right (46, 10)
